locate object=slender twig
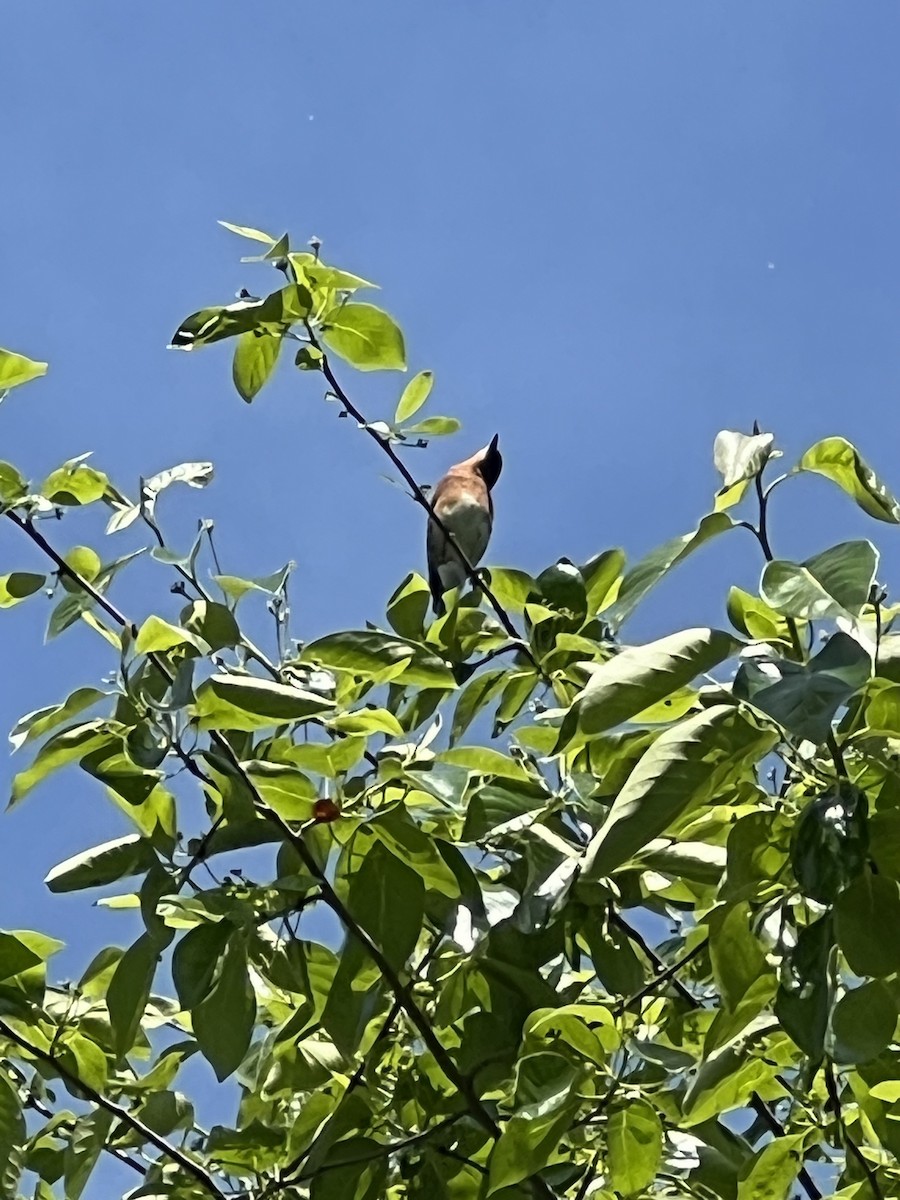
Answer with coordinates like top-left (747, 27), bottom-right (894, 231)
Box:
top-left (295, 1112), bottom-right (464, 1182)
top-left (10, 1069), bottom-right (148, 1177)
top-left (574, 1148), bottom-right (602, 1200)
top-left (0, 1019), bottom-right (226, 1200)
top-left (616, 937), bottom-right (709, 1014)
top-left (302, 320), bottom-right (542, 675)
top-left (748, 467), bottom-right (804, 660)
top-left (824, 1060), bottom-right (884, 1200)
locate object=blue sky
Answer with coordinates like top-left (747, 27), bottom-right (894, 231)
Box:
top-left (3, 1), bottom-right (900, 1190)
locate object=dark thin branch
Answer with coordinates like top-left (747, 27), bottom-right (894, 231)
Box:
top-left (824, 1060), bottom-right (884, 1200)
top-left (0, 1018), bottom-right (226, 1200)
top-left (750, 467), bottom-right (804, 660)
top-left (11, 1070), bottom-right (148, 1177)
top-left (302, 320), bottom-right (542, 675)
top-left (616, 937), bottom-right (709, 1014)
top-left (295, 1112), bottom-right (464, 1182)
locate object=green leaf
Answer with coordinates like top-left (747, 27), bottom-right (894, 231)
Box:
top-left (606, 1099), bottom-right (663, 1196)
top-left (135, 615), bottom-right (207, 655)
top-left (194, 675), bottom-right (334, 731)
top-left (304, 630), bottom-right (453, 689)
top-left (395, 370), bottom-right (433, 423)
top-left (0, 572), bottom-right (45, 608)
top-left (404, 416), bottom-right (460, 437)
top-left (799, 435), bottom-right (900, 523)
top-left (232, 331), bottom-right (282, 402)
top-left (713, 429), bottom-right (775, 509)
top-left (242, 761), bottom-right (317, 821)
top-left (193, 936), bottom-right (256, 1080)
top-left (554, 628), bottom-right (737, 752)
top-left (733, 632), bottom-right (871, 744)
top-left (0, 932), bottom-right (41, 982)
top-left (11, 720), bottom-right (121, 805)
top-left (488, 1053), bottom-right (580, 1194)
top-left (487, 568), bottom-right (537, 614)
top-left (0, 347), bottom-right (47, 391)
top-left (0, 1070), bottom-right (25, 1196)
top-left (218, 220), bottom-right (275, 244)
top-left (10, 683), bottom-right (106, 752)
top-left (726, 586), bottom-right (797, 644)
top-left (106, 932), bottom-right (159, 1059)
top-left (182, 600), bottom-right (240, 652)
top-left (835, 872), bottom-right (900, 977)
top-left (605, 512), bottom-right (734, 629)
top-left (791, 784), bottom-right (868, 903)
top-left (709, 902), bottom-right (766, 1011)
top-left (0, 461), bottom-right (27, 505)
top-left (44, 835), bottom-right (157, 893)
top-left (774, 914), bottom-right (833, 1059)
top-left (58, 546), bottom-right (101, 593)
top-left (761, 541), bottom-right (878, 620)
top-left (321, 302), bottom-right (406, 371)
top-left (582, 705), bottom-right (777, 880)
top-left (308, 1137), bottom-right (389, 1200)
top-left (41, 459), bottom-right (108, 506)
top-left (451, 667), bottom-right (507, 744)
top-left (385, 572), bottom-right (430, 641)
top-left (348, 841), bottom-right (424, 971)
top-left (580, 548), bottom-right (626, 613)
top-left (830, 981), bottom-right (897, 1064)
top-left (736, 1134), bottom-right (805, 1200)
top-left (173, 922), bottom-right (232, 1009)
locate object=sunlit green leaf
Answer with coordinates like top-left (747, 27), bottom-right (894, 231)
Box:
top-left (607, 1099), bottom-right (663, 1196)
top-left (394, 370), bottom-right (433, 423)
top-left (582, 705), bottom-right (777, 880)
top-left (554, 627), bottom-right (737, 752)
top-left (193, 936), bottom-right (256, 1080)
top-left (605, 513), bottom-right (734, 628)
top-left (799, 436), bottom-right (900, 523)
top-left (44, 834), bottom-right (157, 893)
top-left (233, 331), bottom-right (282, 402)
top-left (761, 541), bottom-right (878, 621)
top-left (0, 347), bottom-right (47, 391)
top-left (0, 572), bottom-right (45, 608)
top-left (321, 302), bottom-right (406, 371)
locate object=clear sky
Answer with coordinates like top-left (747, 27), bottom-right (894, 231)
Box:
top-left (2, 2), bottom-right (900, 1191)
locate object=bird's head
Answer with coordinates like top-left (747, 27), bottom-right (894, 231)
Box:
top-left (474, 433), bottom-right (502, 490)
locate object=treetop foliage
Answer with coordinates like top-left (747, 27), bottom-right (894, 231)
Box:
top-left (1, 224), bottom-right (900, 1199)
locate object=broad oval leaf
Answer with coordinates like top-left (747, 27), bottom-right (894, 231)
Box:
top-left (195, 675), bottom-right (334, 731)
top-left (835, 872), bottom-right (900, 977)
top-left (303, 630), bottom-right (453, 689)
top-left (232, 331), bottom-right (282, 402)
top-left (554, 627), bottom-right (738, 752)
top-left (607, 1099), bottom-right (663, 1196)
top-left (761, 541), bottom-right (878, 621)
top-left (321, 302), bottom-right (406, 371)
top-left (582, 705), bottom-right (778, 880)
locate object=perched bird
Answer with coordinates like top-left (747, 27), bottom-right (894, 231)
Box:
top-left (426, 434), bottom-right (502, 615)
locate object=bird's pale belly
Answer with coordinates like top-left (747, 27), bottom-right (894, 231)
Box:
top-left (432, 496), bottom-right (491, 591)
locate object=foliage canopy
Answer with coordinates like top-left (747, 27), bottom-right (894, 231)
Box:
top-left (1, 225), bottom-right (899, 1199)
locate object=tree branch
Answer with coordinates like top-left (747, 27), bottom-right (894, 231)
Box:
top-left (0, 1018), bottom-right (226, 1200)
top-left (302, 320), bottom-right (543, 675)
